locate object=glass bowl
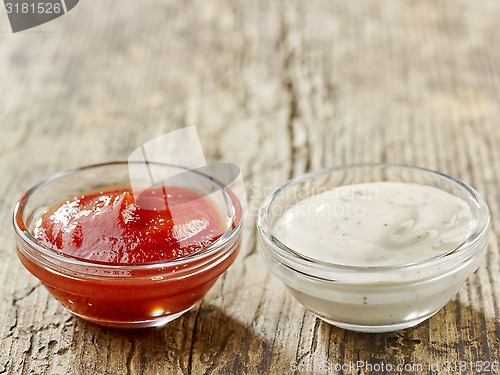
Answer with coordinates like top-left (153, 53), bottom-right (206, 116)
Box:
top-left (257, 164), bottom-right (489, 333)
top-left (13, 162), bottom-right (242, 328)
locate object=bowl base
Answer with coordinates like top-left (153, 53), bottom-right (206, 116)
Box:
top-left (315, 310), bottom-right (438, 333)
top-left (69, 305), bottom-right (196, 329)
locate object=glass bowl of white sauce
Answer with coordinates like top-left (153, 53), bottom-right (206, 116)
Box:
top-left (257, 164), bottom-right (490, 333)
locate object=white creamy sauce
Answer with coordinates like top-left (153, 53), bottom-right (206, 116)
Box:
top-left (274, 182), bottom-right (475, 267)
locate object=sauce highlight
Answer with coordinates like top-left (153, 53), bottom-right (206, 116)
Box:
top-left (34, 187), bottom-right (228, 264)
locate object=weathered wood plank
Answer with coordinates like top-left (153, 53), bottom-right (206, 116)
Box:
top-left (0, 0), bottom-right (499, 374)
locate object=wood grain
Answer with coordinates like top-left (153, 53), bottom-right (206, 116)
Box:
top-left (0, 0), bottom-right (499, 374)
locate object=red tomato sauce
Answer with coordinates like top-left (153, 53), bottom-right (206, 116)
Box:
top-left (34, 187), bottom-right (228, 264)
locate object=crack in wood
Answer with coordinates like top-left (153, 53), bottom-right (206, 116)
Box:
top-left (12, 284), bottom-right (40, 305)
top-left (277, 10), bottom-right (301, 180)
top-left (19, 334), bottom-right (34, 375)
top-left (294, 314), bottom-right (321, 367)
top-left (126, 336), bottom-right (139, 375)
top-left (186, 302), bottom-right (203, 375)
top-left (269, 289), bottom-right (288, 353)
top-left (5, 312), bottom-right (17, 339)
top-left (197, 329), bottom-right (235, 375)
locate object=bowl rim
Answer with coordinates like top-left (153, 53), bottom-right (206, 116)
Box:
top-left (13, 161), bottom-right (243, 271)
top-left (257, 162), bottom-right (490, 273)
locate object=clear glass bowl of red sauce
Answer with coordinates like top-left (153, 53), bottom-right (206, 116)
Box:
top-left (13, 162), bottom-right (242, 328)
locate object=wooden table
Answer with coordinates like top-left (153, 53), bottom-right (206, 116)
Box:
top-left (1, 1), bottom-right (499, 374)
